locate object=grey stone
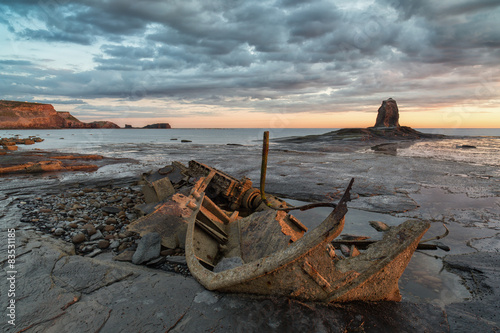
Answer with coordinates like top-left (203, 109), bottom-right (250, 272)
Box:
top-left (132, 232), bottom-right (161, 265)
top-left (214, 257), bottom-right (244, 273)
top-left (90, 230), bottom-right (103, 241)
top-left (165, 256), bottom-right (187, 265)
top-left (86, 248), bottom-right (102, 257)
top-left (54, 227), bottom-right (65, 236)
top-left (109, 240), bottom-right (121, 249)
top-left (102, 206), bottom-right (121, 214)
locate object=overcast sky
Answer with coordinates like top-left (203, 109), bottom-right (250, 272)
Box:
top-left (1, 0), bottom-right (499, 127)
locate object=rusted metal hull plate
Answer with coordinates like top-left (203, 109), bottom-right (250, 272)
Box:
top-left (185, 179), bottom-right (430, 302)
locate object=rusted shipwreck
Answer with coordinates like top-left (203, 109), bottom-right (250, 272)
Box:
top-left (129, 157), bottom-right (429, 302)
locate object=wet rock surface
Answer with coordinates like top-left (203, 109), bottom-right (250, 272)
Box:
top-left (0, 136), bottom-right (499, 331)
top-left (444, 252), bottom-right (500, 332)
top-left (0, 149), bottom-right (132, 174)
top-left (0, 229), bottom-right (449, 332)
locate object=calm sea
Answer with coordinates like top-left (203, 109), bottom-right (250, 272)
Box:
top-left (1, 128), bottom-right (499, 167)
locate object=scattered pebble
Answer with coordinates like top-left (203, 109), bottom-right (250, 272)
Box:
top-left (97, 239), bottom-right (110, 249)
top-left (72, 233), bottom-right (86, 244)
top-left (17, 185), bottom-right (145, 255)
top-left (17, 183), bottom-right (191, 276)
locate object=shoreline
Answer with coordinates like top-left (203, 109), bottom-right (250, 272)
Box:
top-left (1, 138), bottom-right (499, 331)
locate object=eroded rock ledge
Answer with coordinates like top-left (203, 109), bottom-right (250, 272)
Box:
top-left (0, 151), bottom-right (130, 174)
top-left (278, 126), bottom-right (445, 144)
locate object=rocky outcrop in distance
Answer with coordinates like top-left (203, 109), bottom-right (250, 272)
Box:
top-left (373, 98), bottom-right (400, 128)
top-left (143, 123), bottom-right (172, 129)
top-left (277, 98), bottom-right (446, 146)
top-left (122, 123), bottom-right (173, 129)
top-left (0, 100), bottom-right (120, 129)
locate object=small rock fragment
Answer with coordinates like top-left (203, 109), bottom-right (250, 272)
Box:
top-left (109, 240), bottom-right (121, 249)
top-left (82, 223), bottom-right (97, 236)
top-left (72, 233), bottom-right (86, 244)
top-left (132, 232), bottom-right (162, 265)
top-left (340, 244), bottom-right (351, 257)
top-left (369, 221), bottom-right (391, 232)
top-left (53, 228), bottom-right (65, 236)
top-left (102, 206), bottom-right (121, 214)
top-left (213, 257), bottom-right (243, 273)
top-left (90, 230), bottom-right (103, 241)
top-left (104, 225), bottom-right (115, 232)
top-left (86, 249), bottom-right (102, 258)
top-left (97, 240), bottom-right (110, 249)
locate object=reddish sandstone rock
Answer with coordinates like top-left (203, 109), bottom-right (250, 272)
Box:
top-left (0, 160), bottom-right (98, 174)
top-left (0, 100), bottom-right (120, 129)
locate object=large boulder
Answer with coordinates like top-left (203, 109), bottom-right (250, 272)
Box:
top-left (374, 98), bottom-right (400, 128)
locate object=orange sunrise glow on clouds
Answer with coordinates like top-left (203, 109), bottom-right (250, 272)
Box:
top-left (1, 0), bottom-right (499, 128)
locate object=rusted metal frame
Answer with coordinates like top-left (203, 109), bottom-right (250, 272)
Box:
top-left (302, 260), bottom-right (333, 293)
top-left (195, 218), bottom-right (228, 244)
top-left (272, 202), bottom-right (338, 212)
top-left (186, 181), bottom-right (350, 291)
top-left (201, 196), bottom-right (231, 224)
top-left (197, 207), bottom-right (228, 238)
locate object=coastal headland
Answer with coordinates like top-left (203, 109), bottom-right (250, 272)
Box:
top-left (0, 100), bottom-right (120, 129)
top-left (0, 100), bottom-right (174, 130)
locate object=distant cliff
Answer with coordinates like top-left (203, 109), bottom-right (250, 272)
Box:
top-left (0, 100), bottom-right (120, 129)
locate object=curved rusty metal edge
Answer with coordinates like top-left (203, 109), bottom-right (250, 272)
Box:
top-left (185, 179), bottom-right (354, 292)
top-left (325, 219), bottom-right (430, 302)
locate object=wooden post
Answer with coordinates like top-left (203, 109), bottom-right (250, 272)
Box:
top-left (260, 131), bottom-right (269, 203)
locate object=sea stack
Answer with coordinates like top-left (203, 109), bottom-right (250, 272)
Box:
top-left (374, 98), bottom-right (400, 128)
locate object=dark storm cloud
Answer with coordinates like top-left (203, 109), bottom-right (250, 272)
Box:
top-left (1, 0), bottom-right (499, 115)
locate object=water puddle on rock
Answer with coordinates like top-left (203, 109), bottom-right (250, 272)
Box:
top-left (285, 199), bottom-right (471, 305)
top-left (410, 187), bottom-right (498, 212)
